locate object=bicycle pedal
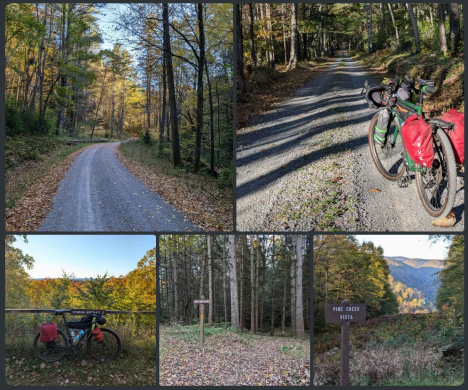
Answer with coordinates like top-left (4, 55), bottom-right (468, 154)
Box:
top-left (398, 177), bottom-right (409, 188)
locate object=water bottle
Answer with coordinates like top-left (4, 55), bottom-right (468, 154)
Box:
top-left (75, 330), bottom-right (85, 342)
top-left (69, 329), bottom-right (75, 338)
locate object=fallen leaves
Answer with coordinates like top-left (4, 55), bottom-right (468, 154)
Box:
top-left (369, 188), bottom-right (382, 193)
top-left (116, 146), bottom-right (233, 231)
top-left (5, 146), bottom-right (95, 231)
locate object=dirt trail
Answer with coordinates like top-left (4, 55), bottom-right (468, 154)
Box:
top-left (236, 51), bottom-right (464, 231)
top-left (39, 143), bottom-right (197, 232)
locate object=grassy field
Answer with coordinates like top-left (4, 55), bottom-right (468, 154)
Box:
top-left (5, 314), bottom-right (156, 386)
top-left (118, 139), bottom-right (233, 231)
top-left (160, 324), bottom-right (310, 386)
top-left (313, 313), bottom-right (464, 386)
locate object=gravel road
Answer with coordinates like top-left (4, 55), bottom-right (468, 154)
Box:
top-left (39, 143), bottom-right (198, 232)
top-left (236, 52), bottom-right (464, 231)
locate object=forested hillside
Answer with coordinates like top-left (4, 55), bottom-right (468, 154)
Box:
top-left (313, 235), bottom-right (464, 386)
top-left (159, 235), bottom-right (310, 386)
top-left (5, 236), bottom-right (156, 386)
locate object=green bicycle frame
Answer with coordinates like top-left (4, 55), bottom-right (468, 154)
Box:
top-left (388, 98), bottom-right (427, 173)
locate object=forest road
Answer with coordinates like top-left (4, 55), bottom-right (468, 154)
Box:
top-left (39, 142), bottom-right (198, 232)
top-left (236, 51), bottom-right (464, 231)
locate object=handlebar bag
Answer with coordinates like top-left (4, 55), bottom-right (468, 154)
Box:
top-left (441, 109), bottom-right (464, 164)
top-left (397, 77), bottom-right (414, 101)
top-left (401, 114), bottom-right (434, 168)
top-left (40, 322), bottom-right (57, 343)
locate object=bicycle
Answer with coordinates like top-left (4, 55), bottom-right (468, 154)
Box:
top-left (362, 76), bottom-right (457, 218)
top-left (33, 310), bottom-right (122, 362)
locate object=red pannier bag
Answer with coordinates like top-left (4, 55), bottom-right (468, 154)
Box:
top-left (40, 322), bottom-right (57, 343)
top-left (401, 114), bottom-right (434, 168)
top-left (441, 109), bottom-right (464, 164)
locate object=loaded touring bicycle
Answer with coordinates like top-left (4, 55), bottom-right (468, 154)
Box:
top-left (362, 75), bottom-right (462, 218)
top-left (34, 310), bottom-right (122, 362)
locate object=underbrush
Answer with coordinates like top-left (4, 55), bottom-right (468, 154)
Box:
top-left (354, 49), bottom-right (464, 114)
top-left (313, 313), bottom-right (464, 386)
top-left (237, 59), bottom-right (333, 129)
top-left (5, 136), bottom-right (95, 211)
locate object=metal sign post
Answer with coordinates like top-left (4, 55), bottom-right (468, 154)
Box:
top-left (325, 300), bottom-right (366, 386)
top-left (193, 296), bottom-right (210, 350)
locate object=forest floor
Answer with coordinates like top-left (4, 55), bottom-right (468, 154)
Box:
top-left (118, 139), bottom-right (233, 231)
top-left (5, 328), bottom-right (156, 386)
top-left (237, 58), bottom-right (334, 130)
top-left (37, 142), bottom-right (196, 232)
top-left (313, 313), bottom-right (464, 386)
top-left (236, 51), bottom-right (464, 232)
top-left (159, 325), bottom-right (310, 386)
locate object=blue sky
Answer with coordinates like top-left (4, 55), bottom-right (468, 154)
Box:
top-left (354, 235), bottom-right (450, 259)
top-left (12, 235), bottom-right (155, 279)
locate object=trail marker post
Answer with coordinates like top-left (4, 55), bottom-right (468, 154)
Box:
top-left (193, 296), bottom-right (210, 350)
top-left (325, 299), bottom-right (366, 386)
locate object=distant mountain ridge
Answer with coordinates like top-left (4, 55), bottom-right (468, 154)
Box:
top-left (385, 256), bottom-right (445, 305)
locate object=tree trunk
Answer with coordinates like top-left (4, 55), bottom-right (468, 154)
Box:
top-left (194, 3), bottom-right (205, 173)
top-left (281, 255), bottom-right (287, 336)
top-left (159, 55), bottom-right (167, 149)
top-left (228, 235), bottom-right (239, 330)
top-left (295, 235), bottom-right (304, 336)
top-left (163, 3), bottom-right (181, 166)
top-left (248, 3), bottom-right (256, 69)
top-left (207, 235), bottom-right (213, 325)
top-left (223, 236), bottom-right (228, 324)
top-left (199, 237), bottom-right (206, 299)
top-left (270, 235), bottom-right (275, 336)
top-left (282, 4), bottom-right (288, 64)
top-left (236, 4), bottom-right (246, 94)
top-left (407, 3), bottom-right (420, 54)
top-left (387, 4), bottom-right (400, 47)
top-left (438, 4), bottom-right (447, 55)
top-left (204, 57), bottom-right (215, 176)
top-left (266, 3), bottom-right (275, 69)
top-left (255, 236), bottom-right (260, 333)
top-left (173, 238), bottom-right (179, 322)
top-left (450, 4), bottom-right (460, 55)
top-left (381, 3), bottom-right (385, 37)
top-left (288, 4), bottom-right (299, 70)
top-left (290, 240), bottom-right (296, 336)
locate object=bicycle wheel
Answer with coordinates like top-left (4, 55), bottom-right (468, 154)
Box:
top-left (33, 328), bottom-right (69, 362)
top-left (416, 128), bottom-right (457, 218)
top-left (368, 112), bottom-right (406, 181)
top-left (87, 328), bottom-right (122, 361)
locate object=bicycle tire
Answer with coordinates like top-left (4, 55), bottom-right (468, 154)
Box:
top-left (416, 128), bottom-right (457, 218)
top-left (368, 112), bottom-right (406, 181)
top-left (33, 328), bottom-right (69, 362)
top-left (86, 327), bottom-right (122, 361)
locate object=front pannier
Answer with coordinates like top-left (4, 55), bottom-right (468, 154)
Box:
top-left (401, 114), bottom-right (434, 168)
top-left (40, 322), bottom-right (57, 343)
top-left (441, 109), bottom-right (464, 164)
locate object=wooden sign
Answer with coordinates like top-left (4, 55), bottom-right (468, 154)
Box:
top-left (193, 300), bottom-right (210, 304)
top-left (325, 303), bottom-right (366, 323)
top-left (70, 309), bottom-right (106, 315)
top-left (326, 300), bottom-right (366, 386)
top-left (193, 296), bottom-right (210, 350)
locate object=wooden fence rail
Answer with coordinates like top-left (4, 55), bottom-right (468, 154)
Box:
top-left (6, 309), bottom-right (156, 315)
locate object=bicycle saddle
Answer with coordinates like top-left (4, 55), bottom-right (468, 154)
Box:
top-left (416, 78), bottom-right (435, 87)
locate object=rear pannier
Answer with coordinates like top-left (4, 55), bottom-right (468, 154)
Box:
top-left (401, 114), bottom-right (434, 168)
top-left (441, 109), bottom-right (464, 164)
top-left (40, 322), bottom-right (57, 343)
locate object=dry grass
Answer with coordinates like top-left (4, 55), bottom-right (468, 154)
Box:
top-left (237, 59), bottom-right (333, 130)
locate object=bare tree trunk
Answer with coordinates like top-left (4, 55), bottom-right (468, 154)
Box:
top-left (163, 4), bottom-right (181, 166)
top-left (248, 3), bottom-right (256, 69)
top-left (194, 3), bottom-right (205, 173)
top-left (207, 235), bottom-right (213, 325)
top-left (281, 257), bottom-right (287, 336)
top-left (387, 4), bottom-right (400, 47)
top-left (204, 57), bottom-right (215, 176)
top-left (407, 3), bottom-right (420, 54)
top-left (236, 4), bottom-right (246, 94)
top-left (229, 235), bottom-right (239, 330)
top-left (266, 3), bottom-right (275, 69)
top-left (295, 235), bottom-right (304, 336)
top-left (438, 4), bottom-right (447, 55)
top-left (290, 239), bottom-right (296, 336)
top-left (173, 237), bottom-right (179, 322)
top-left (288, 4), bottom-right (299, 70)
top-left (255, 236), bottom-right (260, 333)
top-left (450, 4), bottom-right (460, 55)
top-left (159, 55), bottom-right (167, 148)
top-left (223, 236), bottom-right (228, 324)
top-left (282, 4), bottom-right (288, 64)
top-left (199, 237), bottom-right (206, 299)
top-left (270, 235), bottom-right (275, 336)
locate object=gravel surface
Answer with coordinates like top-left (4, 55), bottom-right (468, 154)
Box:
top-left (236, 52), bottom-right (464, 231)
top-left (39, 143), bottom-right (198, 232)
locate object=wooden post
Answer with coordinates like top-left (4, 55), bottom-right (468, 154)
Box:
top-left (340, 300), bottom-right (350, 386)
top-left (200, 295), bottom-right (205, 350)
